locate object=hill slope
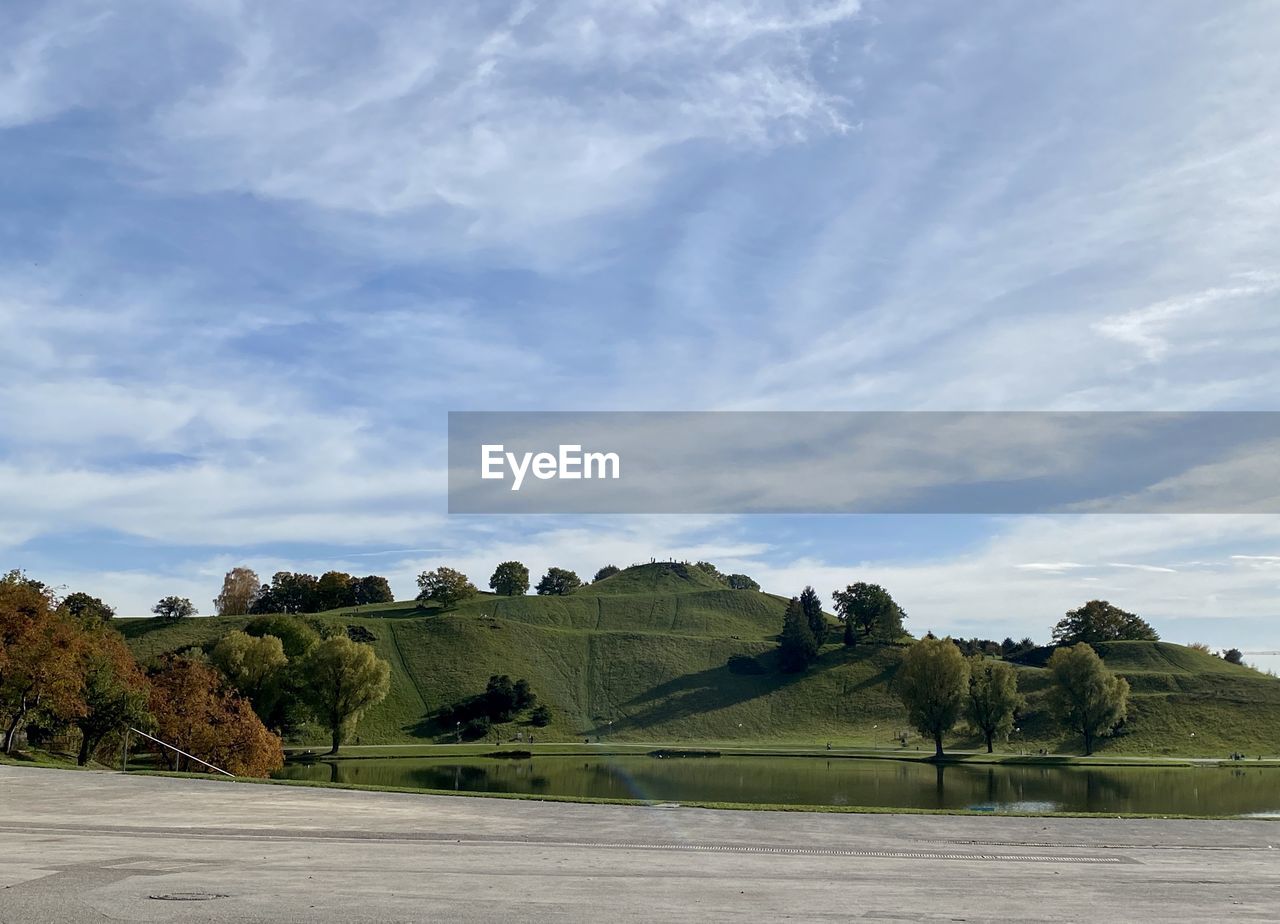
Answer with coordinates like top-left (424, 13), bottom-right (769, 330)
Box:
top-left (115, 564), bottom-right (1280, 755)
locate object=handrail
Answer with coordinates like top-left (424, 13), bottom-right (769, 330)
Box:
top-left (126, 727), bottom-right (235, 778)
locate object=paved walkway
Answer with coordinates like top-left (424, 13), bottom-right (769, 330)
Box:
top-left (1, 766), bottom-right (1276, 922)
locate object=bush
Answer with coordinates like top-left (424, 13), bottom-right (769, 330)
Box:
top-left (530, 704), bottom-right (552, 727)
top-left (461, 716), bottom-right (491, 740)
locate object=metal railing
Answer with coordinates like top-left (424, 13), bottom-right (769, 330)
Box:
top-left (122, 727), bottom-right (235, 778)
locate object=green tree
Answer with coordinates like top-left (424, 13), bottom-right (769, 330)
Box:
top-left (151, 596), bottom-right (196, 622)
top-left (297, 636), bottom-right (391, 755)
top-left (592, 565), bottom-right (620, 583)
top-left (535, 567), bottom-right (582, 596)
top-left (267, 572), bottom-right (320, 614)
top-left (530, 704), bottom-right (552, 727)
top-left (1051, 600), bottom-right (1159, 645)
top-left (693, 561), bottom-right (726, 583)
top-left (831, 582), bottom-right (905, 645)
top-left (211, 631), bottom-right (288, 711)
top-left (351, 575), bottom-right (394, 605)
top-left (726, 573), bottom-right (760, 591)
top-left (1222, 648), bottom-right (1244, 665)
top-left (1046, 643), bottom-right (1130, 755)
top-left (896, 636), bottom-right (969, 759)
top-left (964, 657), bottom-right (1022, 753)
top-left (778, 596), bottom-right (819, 672)
top-left (316, 571), bottom-right (355, 611)
top-left (58, 591), bottom-right (116, 625)
top-left (489, 561), bottom-right (530, 596)
top-left (244, 614), bottom-right (319, 658)
top-left (74, 630), bottom-right (149, 766)
top-left (799, 586), bottom-right (826, 647)
top-left (416, 567), bottom-right (478, 607)
top-left (214, 567), bottom-right (260, 616)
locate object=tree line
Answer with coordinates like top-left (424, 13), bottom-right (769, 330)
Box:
top-left (1, 570), bottom-right (391, 774)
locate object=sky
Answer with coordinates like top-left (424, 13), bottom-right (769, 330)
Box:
top-left (3, 0), bottom-right (1280, 664)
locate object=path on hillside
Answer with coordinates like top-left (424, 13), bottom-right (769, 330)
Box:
top-left (1, 767), bottom-right (1275, 923)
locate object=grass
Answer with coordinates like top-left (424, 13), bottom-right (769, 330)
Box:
top-left (115, 563), bottom-right (1280, 758)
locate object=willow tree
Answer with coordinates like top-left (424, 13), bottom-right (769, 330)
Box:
top-left (1046, 643), bottom-right (1129, 755)
top-left (298, 636), bottom-right (390, 755)
top-left (964, 657), bottom-right (1022, 753)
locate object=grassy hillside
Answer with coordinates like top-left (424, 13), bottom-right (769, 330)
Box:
top-left (115, 564), bottom-right (1280, 756)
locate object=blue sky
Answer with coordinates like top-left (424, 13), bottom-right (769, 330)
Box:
top-left (3, 1), bottom-right (1280, 661)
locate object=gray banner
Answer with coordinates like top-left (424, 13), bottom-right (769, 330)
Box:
top-left (447, 412), bottom-right (1280, 514)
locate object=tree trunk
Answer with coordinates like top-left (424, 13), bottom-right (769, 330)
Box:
top-left (1083, 730), bottom-right (1094, 756)
top-left (77, 734), bottom-right (94, 766)
top-left (329, 726), bottom-right (341, 756)
top-left (3, 708), bottom-right (25, 754)
top-left (985, 732), bottom-right (994, 754)
top-left (933, 731), bottom-right (944, 759)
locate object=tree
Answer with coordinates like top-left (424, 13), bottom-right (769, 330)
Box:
top-left (831, 583), bottom-right (905, 645)
top-left (1051, 600), bottom-right (1159, 646)
top-left (592, 565), bottom-right (620, 583)
top-left (58, 592), bottom-right (115, 625)
top-left (726, 573), bottom-right (760, 591)
top-left (267, 572), bottom-right (321, 614)
top-left (896, 636), bottom-right (969, 759)
top-left (964, 657), bottom-right (1022, 753)
top-left (489, 561), bottom-right (530, 596)
top-left (297, 636), bottom-right (390, 755)
top-left (211, 631), bottom-right (288, 709)
top-left (214, 567), bottom-right (260, 616)
top-left (316, 571), bottom-right (356, 611)
top-left (778, 597), bottom-right (819, 672)
top-left (484, 674), bottom-right (519, 720)
top-left (799, 586), bottom-right (827, 647)
top-left (351, 575), bottom-right (394, 605)
top-left (244, 614), bottom-right (319, 658)
top-left (1046, 643), bottom-right (1130, 755)
top-left (152, 596), bottom-right (196, 622)
top-left (530, 704), bottom-right (552, 727)
top-left (74, 630), bottom-right (149, 766)
top-left (1, 573), bottom-right (88, 754)
top-left (148, 655), bottom-right (283, 776)
top-left (416, 567), bottom-right (478, 607)
top-left (535, 567), bottom-right (582, 596)
top-left (1222, 648), bottom-right (1244, 665)
top-left (693, 561), bottom-right (726, 583)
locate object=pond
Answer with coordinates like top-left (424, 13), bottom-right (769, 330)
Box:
top-left (274, 754), bottom-right (1280, 817)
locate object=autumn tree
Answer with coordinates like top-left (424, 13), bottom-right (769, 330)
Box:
top-left (152, 596), bottom-right (196, 622)
top-left (489, 561), bottom-right (530, 596)
top-left (58, 592), bottom-right (115, 625)
top-left (896, 636), bottom-right (969, 759)
top-left (1046, 643), bottom-right (1130, 755)
top-left (297, 636), bottom-right (390, 755)
top-left (415, 567), bottom-right (477, 607)
top-left (535, 567), bottom-right (582, 596)
top-left (1, 572), bottom-right (88, 754)
top-left (592, 565), bottom-right (620, 583)
top-left (214, 567), bottom-right (260, 616)
top-left (74, 629), bottom-right (149, 765)
top-left (799, 586), bottom-right (827, 647)
top-left (832, 582), bottom-right (905, 645)
top-left (148, 655), bottom-right (283, 776)
top-left (778, 597), bottom-right (819, 672)
top-left (964, 657), bottom-right (1022, 753)
top-left (1051, 600), bottom-right (1158, 646)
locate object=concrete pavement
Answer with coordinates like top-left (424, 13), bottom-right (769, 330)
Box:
top-left (1, 765), bottom-right (1276, 922)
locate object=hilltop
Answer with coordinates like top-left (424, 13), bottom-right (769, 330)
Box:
top-left (116, 564), bottom-right (1280, 756)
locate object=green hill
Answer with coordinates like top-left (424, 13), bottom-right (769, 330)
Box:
top-left (115, 564), bottom-right (1280, 756)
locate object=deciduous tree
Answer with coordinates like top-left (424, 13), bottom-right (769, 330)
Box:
top-left (152, 596), bottom-right (196, 622)
top-left (964, 657), bottom-right (1022, 753)
top-left (211, 631), bottom-right (288, 711)
top-left (489, 561), bottom-right (530, 596)
top-left (58, 592), bottom-right (116, 625)
top-left (535, 567), bottom-right (581, 596)
top-left (416, 567), bottom-right (478, 607)
top-left (592, 565), bottom-right (620, 583)
top-left (896, 636), bottom-right (969, 759)
top-left (351, 575), bottom-right (394, 605)
top-left (316, 571), bottom-right (355, 611)
top-left (297, 636), bottom-right (390, 755)
top-left (832, 583), bottom-right (905, 645)
top-left (1046, 643), bottom-right (1130, 755)
top-left (214, 567), bottom-right (260, 616)
top-left (1051, 600), bottom-right (1158, 646)
top-left (74, 630), bottom-right (149, 766)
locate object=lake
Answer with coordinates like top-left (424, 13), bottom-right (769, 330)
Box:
top-left (275, 754), bottom-right (1280, 817)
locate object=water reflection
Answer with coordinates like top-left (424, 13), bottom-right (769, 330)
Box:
top-left (275, 755), bottom-right (1280, 817)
